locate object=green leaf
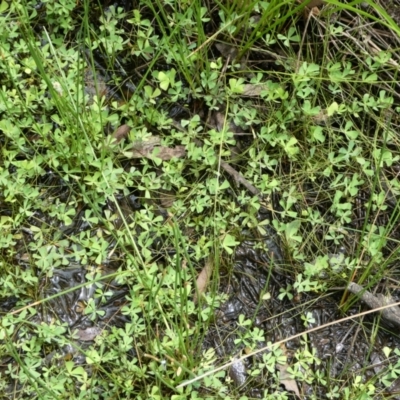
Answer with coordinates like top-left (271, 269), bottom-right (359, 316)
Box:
top-left (362, 71), bottom-right (378, 82)
top-left (229, 78), bottom-right (245, 94)
top-left (302, 100), bottom-right (320, 116)
top-left (285, 220), bottom-right (302, 243)
top-left (342, 121), bottom-right (358, 140)
top-left (0, 1), bottom-right (8, 13)
top-left (311, 126), bottom-right (325, 143)
top-left (158, 71), bottom-right (169, 90)
top-left (282, 137), bottom-right (299, 157)
top-left (327, 101), bottom-right (339, 116)
top-left (222, 233), bottom-right (239, 254)
top-left (299, 62), bottom-right (320, 76)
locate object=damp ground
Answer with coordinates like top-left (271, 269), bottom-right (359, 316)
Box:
top-left (1, 1), bottom-right (400, 399)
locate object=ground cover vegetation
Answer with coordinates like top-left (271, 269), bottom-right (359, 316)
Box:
top-left (1, 0), bottom-right (400, 398)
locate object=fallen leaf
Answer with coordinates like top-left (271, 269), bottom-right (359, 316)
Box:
top-left (72, 327), bottom-right (103, 341)
top-left (214, 42), bottom-right (250, 73)
top-left (193, 260), bottom-right (213, 303)
top-left (215, 42), bottom-right (238, 59)
top-left (84, 68), bottom-right (108, 100)
top-left (277, 363), bottom-right (300, 397)
top-left (151, 145), bottom-right (186, 161)
top-left (242, 84), bottom-right (267, 97)
top-left (299, 0), bottom-right (324, 18)
top-left (277, 343), bottom-right (300, 397)
top-left (299, 0), bottom-right (324, 8)
top-left (123, 135), bottom-right (186, 161)
top-left (210, 109), bottom-right (247, 135)
top-left (159, 190), bottom-right (176, 208)
top-left (111, 124), bottom-right (131, 144)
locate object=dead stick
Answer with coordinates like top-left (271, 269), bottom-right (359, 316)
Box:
top-left (220, 161), bottom-right (260, 197)
top-left (177, 298), bottom-right (400, 389)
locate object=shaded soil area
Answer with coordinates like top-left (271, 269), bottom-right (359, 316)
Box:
top-left (1, 0), bottom-right (400, 398)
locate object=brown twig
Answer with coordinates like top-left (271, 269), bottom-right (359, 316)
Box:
top-left (347, 282), bottom-right (400, 328)
top-left (220, 161), bottom-right (260, 197)
top-left (177, 298), bottom-right (400, 389)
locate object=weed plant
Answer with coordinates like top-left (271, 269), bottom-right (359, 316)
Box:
top-left (0, 0), bottom-right (400, 398)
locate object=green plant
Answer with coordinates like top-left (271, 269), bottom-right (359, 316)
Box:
top-left (1, 0), bottom-right (400, 398)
